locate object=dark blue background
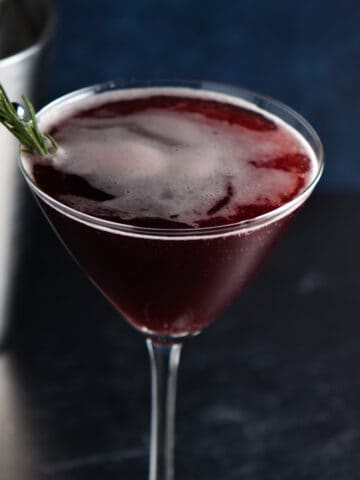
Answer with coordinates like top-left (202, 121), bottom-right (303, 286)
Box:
top-left (49, 0), bottom-right (360, 191)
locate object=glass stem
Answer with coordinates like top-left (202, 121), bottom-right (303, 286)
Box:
top-left (146, 338), bottom-right (182, 480)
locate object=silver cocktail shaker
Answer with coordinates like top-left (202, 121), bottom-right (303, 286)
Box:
top-left (0, 0), bottom-right (55, 346)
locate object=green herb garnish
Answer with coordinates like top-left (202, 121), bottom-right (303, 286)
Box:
top-left (0, 83), bottom-right (58, 156)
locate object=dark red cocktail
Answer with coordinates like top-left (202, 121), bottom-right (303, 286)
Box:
top-left (20, 81), bottom-right (323, 480)
top-left (22, 87), bottom-right (316, 337)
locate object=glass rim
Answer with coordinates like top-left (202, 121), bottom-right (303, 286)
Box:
top-left (19, 79), bottom-right (324, 239)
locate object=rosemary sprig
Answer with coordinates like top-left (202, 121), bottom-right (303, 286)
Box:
top-left (0, 83), bottom-right (58, 156)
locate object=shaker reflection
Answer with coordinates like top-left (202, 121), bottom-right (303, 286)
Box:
top-left (0, 355), bottom-right (39, 479)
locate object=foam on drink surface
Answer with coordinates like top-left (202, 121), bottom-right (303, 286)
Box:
top-left (26, 88), bottom-right (315, 228)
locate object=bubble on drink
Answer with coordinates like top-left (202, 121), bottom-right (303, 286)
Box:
top-left (24, 88), bottom-right (315, 228)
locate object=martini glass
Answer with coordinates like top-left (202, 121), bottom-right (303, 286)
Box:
top-left (19, 80), bottom-right (323, 480)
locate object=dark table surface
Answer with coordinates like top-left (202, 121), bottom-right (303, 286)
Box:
top-left (0, 189), bottom-right (358, 480)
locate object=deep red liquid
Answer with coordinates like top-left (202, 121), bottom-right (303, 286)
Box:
top-left (28, 93), bottom-right (312, 336)
top-left (43, 205), bottom-right (293, 336)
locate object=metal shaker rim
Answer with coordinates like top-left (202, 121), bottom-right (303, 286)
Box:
top-left (0, 0), bottom-right (56, 69)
